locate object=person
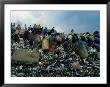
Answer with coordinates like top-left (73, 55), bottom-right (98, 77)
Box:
top-left (50, 27), bottom-right (55, 34)
top-left (63, 38), bottom-right (69, 54)
top-left (16, 24), bottom-right (21, 32)
top-left (43, 27), bottom-right (48, 36)
top-left (28, 30), bottom-right (32, 40)
top-left (38, 24), bottom-right (41, 29)
top-left (80, 36), bottom-right (87, 46)
top-left (94, 36), bottom-right (100, 44)
top-left (72, 34), bottom-right (79, 44)
top-left (49, 34), bottom-right (56, 52)
top-left (56, 33), bottom-right (63, 47)
top-left (28, 25), bottom-right (32, 31)
top-left (69, 29), bottom-right (74, 35)
top-left (24, 24), bottom-right (27, 31)
top-left (33, 34), bottom-right (42, 49)
top-left (37, 24), bottom-right (42, 34)
top-left (13, 24), bottom-right (21, 42)
top-left (94, 31), bottom-right (100, 38)
top-left (11, 23), bottom-right (16, 33)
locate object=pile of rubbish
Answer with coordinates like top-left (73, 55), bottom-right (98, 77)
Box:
top-left (11, 23), bottom-right (100, 77)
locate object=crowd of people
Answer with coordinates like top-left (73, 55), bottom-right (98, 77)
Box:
top-left (11, 23), bottom-right (100, 77)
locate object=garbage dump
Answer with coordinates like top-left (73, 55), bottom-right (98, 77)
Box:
top-left (11, 23), bottom-right (100, 77)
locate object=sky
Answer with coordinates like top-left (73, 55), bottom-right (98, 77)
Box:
top-left (11, 11), bottom-right (100, 34)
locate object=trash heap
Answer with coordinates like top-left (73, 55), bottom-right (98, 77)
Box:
top-left (11, 23), bottom-right (100, 77)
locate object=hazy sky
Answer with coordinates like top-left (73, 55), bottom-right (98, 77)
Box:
top-left (11, 11), bottom-right (100, 33)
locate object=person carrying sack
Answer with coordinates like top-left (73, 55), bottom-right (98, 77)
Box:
top-left (49, 35), bottom-right (56, 52)
top-left (15, 24), bottom-right (21, 35)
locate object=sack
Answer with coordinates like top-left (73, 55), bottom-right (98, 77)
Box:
top-left (11, 49), bottom-right (39, 63)
top-left (34, 35), bottom-right (41, 43)
top-left (20, 29), bottom-right (25, 34)
top-left (87, 35), bottom-right (95, 41)
top-left (42, 38), bottom-right (49, 50)
top-left (15, 30), bottom-right (20, 34)
top-left (72, 61), bottom-right (81, 69)
top-left (19, 38), bottom-right (24, 44)
top-left (56, 35), bottom-right (62, 42)
top-left (79, 47), bottom-right (88, 58)
top-left (33, 34), bottom-right (42, 49)
top-left (73, 41), bottom-right (88, 59)
top-left (49, 44), bottom-right (56, 52)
